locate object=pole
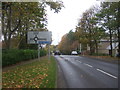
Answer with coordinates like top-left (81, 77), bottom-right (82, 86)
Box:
top-left (114, 40), bottom-right (116, 57)
top-left (38, 44), bottom-right (40, 60)
top-left (80, 43), bottom-right (81, 53)
top-left (48, 45), bottom-right (50, 60)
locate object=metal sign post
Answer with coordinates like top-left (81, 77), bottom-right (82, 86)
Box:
top-left (48, 45), bottom-right (50, 60)
top-left (38, 44), bottom-right (41, 60)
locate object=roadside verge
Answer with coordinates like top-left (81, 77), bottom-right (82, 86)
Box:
top-left (2, 56), bottom-right (57, 88)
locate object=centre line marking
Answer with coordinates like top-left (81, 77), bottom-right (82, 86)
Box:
top-left (96, 69), bottom-right (117, 79)
top-left (77, 60), bottom-right (82, 63)
top-left (84, 63), bottom-right (93, 68)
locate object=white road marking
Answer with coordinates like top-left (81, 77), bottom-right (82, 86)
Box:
top-left (61, 56), bottom-right (118, 79)
top-left (84, 63), bottom-right (93, 68)
top-left (96, 69), bottom-right (118, 79)
top-left (76, 60), bottom-right (82, 63)
top-left (78, 61), bottom-right (82, 63)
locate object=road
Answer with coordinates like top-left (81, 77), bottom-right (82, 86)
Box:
top-left (55, 55), bottom-right (119, 88)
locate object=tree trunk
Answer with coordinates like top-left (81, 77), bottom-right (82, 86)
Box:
top-left (107, 15), bottom-right (113, 57)
top-left (7, 33), bottom-right (12, 49)
top-left (95, 40), bottom-right (98, 54)
top-left (117, 27), bottom-right (120, 57)
top-left (89, 27), bottom-right (92, 55)
top-left (17, 36), bottom-right (23, 49)
top-left (6, 4), bottom-right (12, 49)
top-left (2, 9), bottom-right (5, 48)
top-left (117, 2), bottom-right (120, 58)
top-left (4, 3), bottom-right (21, 49)
top-left (109, 28), bottom-right (113, 57)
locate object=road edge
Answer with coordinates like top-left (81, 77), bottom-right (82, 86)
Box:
top-left (54, 55), bottom-right (68, 88)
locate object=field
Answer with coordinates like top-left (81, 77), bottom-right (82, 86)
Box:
top-left (2, 56), bottom-right (57, 88)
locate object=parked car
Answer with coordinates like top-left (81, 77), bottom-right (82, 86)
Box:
top-left (71, 51), bottom-right (78, 55)
top-left (116, 54), bottom-right (120, 57)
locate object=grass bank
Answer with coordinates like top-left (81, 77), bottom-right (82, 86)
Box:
top-left (2, 56), bottom-right (57, 88)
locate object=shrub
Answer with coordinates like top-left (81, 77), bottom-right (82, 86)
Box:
top-left (2, 49), bottom-right (47, 67)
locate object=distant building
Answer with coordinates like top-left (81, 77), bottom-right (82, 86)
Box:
top-left (98, 39), bottom-right (118, 56)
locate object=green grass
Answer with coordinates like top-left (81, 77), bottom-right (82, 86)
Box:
top-left (2, 56), bottom-right (57, 88)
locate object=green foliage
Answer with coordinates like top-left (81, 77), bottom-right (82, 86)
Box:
top-left (2, 1), bottom-right (64, 49)
top-left (74, 2), bottom-right (120, 56)
top-left (46, 1), bottom-right (64, 13)
top-left (67, 30), bottom-right (77, 43)
top-left (97, 2), bottom-right (119, 57)
top-left (2, 2), bottom-right (46, 49)
top-left (40, 49), bottom-right (47, 57)
top-left (2, 49), bottom-right (47, 67)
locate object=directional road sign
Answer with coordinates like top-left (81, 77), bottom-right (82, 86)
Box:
top-left (27, 31), bottom-right (52, 44)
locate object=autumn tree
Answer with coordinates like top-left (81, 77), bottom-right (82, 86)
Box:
top-left (76, 6), bottom-right (106, 55)
top-left (97, 2), bottom-right (119, 57)
top-left (2, 1), bottom-right (64, 49)
top-left (58, 30), bottom-right (79, 54)
top-left (58, 34), bottom-right (71, 54)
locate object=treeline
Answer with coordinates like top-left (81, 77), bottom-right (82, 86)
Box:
top-left (2, 1), bottom-right (64, 49)
top-left (2, 1), bottom-right (64, 66)
top-left (58, 2), bottom-right (120, 57)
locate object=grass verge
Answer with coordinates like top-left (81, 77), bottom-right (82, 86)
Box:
top-left (2, 56), bottom-right (57, 88)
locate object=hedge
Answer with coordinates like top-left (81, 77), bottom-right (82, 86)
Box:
top-left (2, 49), bottom-right (47, 67)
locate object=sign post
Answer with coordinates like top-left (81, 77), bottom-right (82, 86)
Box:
top-left (48, 45), bottom-right (50, 60)
top-left (27, 31), bottom-right (52, 60)
top-left (38, 44), bottom-right (40, 60)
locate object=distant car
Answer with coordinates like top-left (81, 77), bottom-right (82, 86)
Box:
top-left (71, 51), bottom-right (78, 55)
top-left (116, 54), bottom-right (120, 57)
top-left (54, 51), bottom-right (61, 55)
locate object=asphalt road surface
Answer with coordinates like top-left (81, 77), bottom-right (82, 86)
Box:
top-left (55, 55), bottom-right (119, 88)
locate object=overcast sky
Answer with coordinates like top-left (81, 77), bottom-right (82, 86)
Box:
top-left (46, 0), bottom-right (101, 45)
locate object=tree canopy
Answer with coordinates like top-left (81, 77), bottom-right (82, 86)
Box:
top-left (58, 2), bottom-right (120, 57)
top-left (2, 1), bottom-right (64, 49)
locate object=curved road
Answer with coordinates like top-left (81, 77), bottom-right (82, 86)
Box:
top-left (55, 55), bottom-right (119, 88)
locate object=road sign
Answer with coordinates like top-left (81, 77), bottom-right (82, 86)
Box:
top-left (27, 31), bottom-right (52, 44)
top-left (27, 31), bottom-right (52, 60)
